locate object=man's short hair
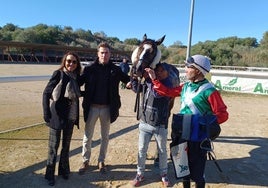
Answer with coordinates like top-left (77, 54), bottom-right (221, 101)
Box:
top-left (98, 42), bottom-right (111, 50)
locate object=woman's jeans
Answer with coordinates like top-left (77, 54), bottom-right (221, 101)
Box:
top-left (137, 121), bottom-right (168, 176)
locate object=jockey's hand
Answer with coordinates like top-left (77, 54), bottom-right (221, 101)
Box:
top-left (144, 68), bottom-right (156, 80)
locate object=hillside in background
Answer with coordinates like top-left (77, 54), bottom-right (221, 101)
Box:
top-left (0, 23), bottom-right (268, 67)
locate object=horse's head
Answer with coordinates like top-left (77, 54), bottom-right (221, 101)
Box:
top-left (131, 34), bottom-right (165, 78)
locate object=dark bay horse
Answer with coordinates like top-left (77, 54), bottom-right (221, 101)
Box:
top-left (131, 34), bottom-right (165, 78)
top-left (130, 34), bottom-right (166, 119)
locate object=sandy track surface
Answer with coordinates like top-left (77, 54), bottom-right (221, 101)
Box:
top-left (0, 64), bottom-right (267, 188)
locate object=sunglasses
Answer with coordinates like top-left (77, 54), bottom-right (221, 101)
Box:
top-left (185, 57), bottom-right (197, 69)
top-left (66, 59), bottom-right (77, 64)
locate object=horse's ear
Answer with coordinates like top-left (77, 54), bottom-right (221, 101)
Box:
top-left (143, 34), bottom-right (147, 41)
top-left (156, 35), bottom-right (166, 45)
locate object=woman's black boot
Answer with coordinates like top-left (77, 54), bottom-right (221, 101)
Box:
top-left (45, 165), bottom-right (55, 186)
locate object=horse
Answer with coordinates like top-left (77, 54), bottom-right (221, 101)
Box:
top-left (131, 34), bottom-right (166, 78)
top-left (130, 34), bottom-right (176, 119)
top-left (130, 34), bottom-right (181, 119)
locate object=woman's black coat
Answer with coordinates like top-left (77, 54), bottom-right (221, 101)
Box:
top-left (42, 70), bottom-right (80, 129)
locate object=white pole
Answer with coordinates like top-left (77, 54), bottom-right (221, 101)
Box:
top-left (186, 0), bottom-right (195, 59)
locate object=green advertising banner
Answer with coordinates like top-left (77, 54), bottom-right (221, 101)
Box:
top-left (211, 76), bottom-right (268, 95)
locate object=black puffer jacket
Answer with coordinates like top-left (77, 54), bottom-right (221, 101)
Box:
top-left (79, 60), bottom-right (130, 123)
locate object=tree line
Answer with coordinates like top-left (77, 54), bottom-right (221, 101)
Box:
top-left (1, 23), bottom-right (268, 67)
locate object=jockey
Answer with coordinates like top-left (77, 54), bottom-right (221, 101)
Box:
top-left (148, 54), bottom-right (228, 188)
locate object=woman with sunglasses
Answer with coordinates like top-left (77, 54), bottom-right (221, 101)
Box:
top-left (42, 51), bottom-right (81, 186)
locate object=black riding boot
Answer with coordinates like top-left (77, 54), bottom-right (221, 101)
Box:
top-left (45, 164), bottom-right (55, 186)
top-left (58, 157), bottom-right (70, 180)
top-left (183, 180), bottom-right (191, 188)
top-left (195, 182), bottom-right (205, 188)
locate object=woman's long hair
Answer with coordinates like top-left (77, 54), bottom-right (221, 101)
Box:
top-left (59, 51), bottom-right (82, 75)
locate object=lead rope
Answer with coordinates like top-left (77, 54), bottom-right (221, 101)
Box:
top-left (134, 78), bottom-right (141, 120)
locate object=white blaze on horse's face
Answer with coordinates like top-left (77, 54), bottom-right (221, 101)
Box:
top-left (136, 44), bottom-right (152, 69)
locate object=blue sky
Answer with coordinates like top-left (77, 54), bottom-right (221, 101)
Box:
top-left (0, 0), bottom-right (267, 46)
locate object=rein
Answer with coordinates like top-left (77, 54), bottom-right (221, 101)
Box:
top-left (134, 78), bottom-right (141, 120)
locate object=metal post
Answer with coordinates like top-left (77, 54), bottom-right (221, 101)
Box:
top-left (186, 0), bottom-right (195, 59)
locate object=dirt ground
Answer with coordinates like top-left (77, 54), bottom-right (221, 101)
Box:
top-left (0, 64), bottom-right (268, 188)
